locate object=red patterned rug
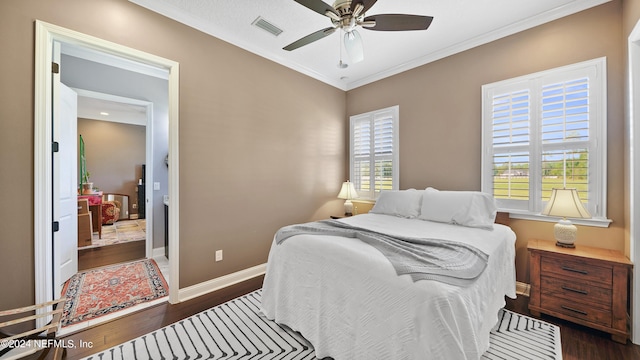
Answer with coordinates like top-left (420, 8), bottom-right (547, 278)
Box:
top-left (61, 259), bottom-right (168, 327)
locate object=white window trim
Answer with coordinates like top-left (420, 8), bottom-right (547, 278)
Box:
top-left (481, 57), bottom-right (609, 227)
top-left (349, 105), bottom-right (399, 200)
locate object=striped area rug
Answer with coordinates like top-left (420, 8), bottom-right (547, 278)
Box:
top-left (483, 306), bottom-right (561, 359)
top-left (81, 290), bottom-right (561, 360)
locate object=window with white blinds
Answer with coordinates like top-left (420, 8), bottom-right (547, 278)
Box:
top-left (350, 105), bottom-right (399, 199)
top-left (481, 58), bottom-right (608, 223)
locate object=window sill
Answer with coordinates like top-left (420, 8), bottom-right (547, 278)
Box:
top-left (505, 211), bottom-right (612, 228)
top-left (352, 199), bottom-right (376, 203)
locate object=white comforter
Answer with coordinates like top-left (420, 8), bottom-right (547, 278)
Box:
top-left (260, 214), bottom-right (516, 360)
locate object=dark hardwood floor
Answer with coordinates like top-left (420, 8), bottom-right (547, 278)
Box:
top-left (34, 242), bottom-right (640, 360)
top-left (78, 240), bottom-right (145, 271)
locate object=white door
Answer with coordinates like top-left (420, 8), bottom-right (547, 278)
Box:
top-left (53, 44), bottom-right (79, 292)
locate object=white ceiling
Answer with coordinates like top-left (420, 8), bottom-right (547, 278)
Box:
top-left (76, 95), bottom-right (148, 126)
top-left (128, 0), bottom-right (609, 90)
top-left (61, 43), bottom-right (166, 125)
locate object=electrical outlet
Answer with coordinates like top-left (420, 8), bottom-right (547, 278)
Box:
top-left (215, 250), bottom-right (223, 262)
top-left (132, 203), bottom-right (137, 209)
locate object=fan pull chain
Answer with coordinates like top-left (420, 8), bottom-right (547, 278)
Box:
top-left (338, 29), bottom-right (348, 69)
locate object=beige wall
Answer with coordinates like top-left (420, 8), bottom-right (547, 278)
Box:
top-left (0, 0), bottom-right (346, 309)
top-left (347, 1), bottom-right (625, 282)
top-left (78, 118), bottom-right (146, 218)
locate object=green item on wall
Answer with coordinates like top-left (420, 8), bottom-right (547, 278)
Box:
top-left (79, 134), bottom-right (87, 188)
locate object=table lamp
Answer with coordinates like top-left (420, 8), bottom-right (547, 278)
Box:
top-left (541, 188), bottom-right (591, 248)
top-left (337, 180), bottom-right (358, 216)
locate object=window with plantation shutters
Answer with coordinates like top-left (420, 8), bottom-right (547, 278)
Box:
top-left (481, 58), bottom-right (609, 225)
top-left (350, 106), bottom-right (399, 199)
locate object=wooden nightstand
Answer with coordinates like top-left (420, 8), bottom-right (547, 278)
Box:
top-left (528, 239), bottom-right (632, 343)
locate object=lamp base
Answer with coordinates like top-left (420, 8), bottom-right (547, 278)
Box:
top-left (555, 241), bottom-right (575, 248)
top-left (554, 219), bottom-right (577, 248)
top-left (343, 200), bottom-right (354, 217)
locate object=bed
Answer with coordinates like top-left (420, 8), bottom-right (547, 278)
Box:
top-left (260, 188), bottom-right (516, 360)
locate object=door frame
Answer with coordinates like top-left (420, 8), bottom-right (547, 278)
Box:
top-left (628, 19), bottom-right (640, 345)
top-left (34, 21), bottom-right (181, 326)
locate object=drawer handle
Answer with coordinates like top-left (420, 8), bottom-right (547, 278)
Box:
top-left (561, 305), bottom-right (588, 316)
top-left (561, 286), bottom-right (588, 295)
top-left (561, 266), bottom-right (588, 275)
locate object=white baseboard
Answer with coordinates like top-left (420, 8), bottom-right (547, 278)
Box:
top-left (516, 281), bottom-right (531, 297)
top-left (178, 263), bottom-right (266, 303)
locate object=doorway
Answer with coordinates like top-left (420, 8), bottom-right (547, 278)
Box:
top-left (34, 20), bottom-right (180, 328)
top-left (74, 90), bottom-right (154, 272)
top-left (72, 88), bottom-right (154, 272)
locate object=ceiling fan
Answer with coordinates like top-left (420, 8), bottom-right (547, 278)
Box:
top-left (283, 0), bottom-right (434, 64)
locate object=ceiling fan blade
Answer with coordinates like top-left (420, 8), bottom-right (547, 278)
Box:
top-left (363, 14), bottom-right (434, 31)
top-left (283, 27), bottom-right (337, 51)
top-left (294, 0), bottom-right (340, 19)
top-left (344, 30), bottom-right (364, 63)
top-left (351, 0), bottom-right (378, 15)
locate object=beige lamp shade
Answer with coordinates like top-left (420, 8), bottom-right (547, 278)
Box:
top-left (541, 188), bottom-right (590, 248)
top-left (337, 181), bottom-right (358, 216)
top-left (542, 188), bottom-right (591, 219)
top-left (337, 181), bottom-right (358, 200)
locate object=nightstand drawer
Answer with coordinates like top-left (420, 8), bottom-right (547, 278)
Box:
top-left (541, 294), bottom-right (611, 327)
top-left (541, 256), bottom-right (611, 285)
top-left (541, 276), bottom-right (611, 309)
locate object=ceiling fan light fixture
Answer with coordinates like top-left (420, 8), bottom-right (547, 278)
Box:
top-left (344, 30), bottom-right (364, 63)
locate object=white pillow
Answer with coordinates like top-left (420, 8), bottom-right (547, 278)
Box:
top-left (419, 188), bottom-right (497, 229)
top-left (370, 189), bottom-right (423, 218)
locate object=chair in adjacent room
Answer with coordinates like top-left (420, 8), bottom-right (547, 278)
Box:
top-left (0, 298), bottom-right (66, 360)
top-left (101, 200), bottom-right (121, 225)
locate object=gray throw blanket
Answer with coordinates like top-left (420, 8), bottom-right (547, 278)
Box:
top-left (275, 219), bottom-right (489, 286)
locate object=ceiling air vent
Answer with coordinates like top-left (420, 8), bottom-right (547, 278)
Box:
top-left (252, 16), bottom-right (283, 37)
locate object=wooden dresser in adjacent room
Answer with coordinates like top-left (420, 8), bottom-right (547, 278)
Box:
top-left (528, 239), bottom-right (633, 343)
